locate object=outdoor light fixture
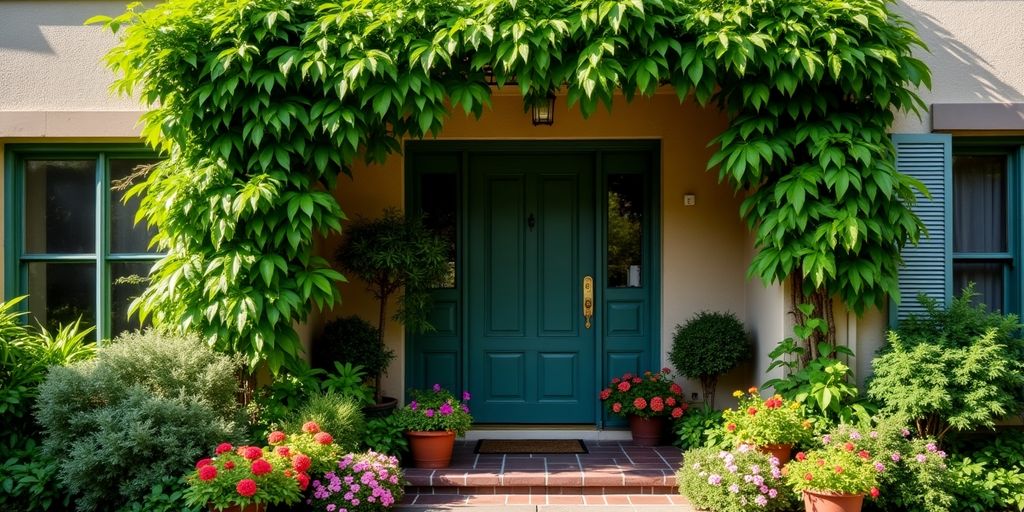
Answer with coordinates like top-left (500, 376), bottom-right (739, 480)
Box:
top-left (531, 93), bottom-right (556, 126)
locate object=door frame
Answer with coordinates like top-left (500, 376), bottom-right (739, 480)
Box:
top-left (404, 139), bottom-right (661, 428)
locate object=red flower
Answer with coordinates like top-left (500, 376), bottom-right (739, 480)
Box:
top-left (662, 367), bottom-right (671, 373)
top-left (617, 381), bottom-right (631, 392)
top-left (632, 377), bottom-right (642, 384)
top-left (623, 373), bottom-right (633, 380)
top-left (650, 397), bottom-right (665, 412)
top-left (214, 443), bottom-right (233, 455)
top-left (765, 398), bottom-right (782, 409)
top-left (224, 461), bottom-right (235, 470)
top-left (671, 407), bottom-right (684, 419)
top-left (870, 487), bottom-right (880, 499)
top-left (612, 377), bottom-right (621, 384)
top-left (296, 472), bottom-right (310, 491)
top-left (633, 397), bottom-right (647, 410)
top-left (666, 397), bottom-right (677, 407)
top-left (796, 452), bottom-right (806, 461)
top-left (195, 458), bottom-right (213, 469)
top-left (267, 431), bottom-right (286, 445)
top-left (198, 465), bottom-right (217, 481)
top-left (804, 473), bottom-right (813, 481)
top-left (747, 407), bottom-right (758, 416)
top-left (600, 389), bottom-right (612, 400)
top-left (301, 421), bottom-right (320, 434)
top-left (844, 442), bottom-right (855, 452)
top-left (314, 432), bottom-right (334, 445)
top-left (275, 446), bottom-right (291, 457)
top-left (834, 465), bottom-right (844, 474)
top-left (670, 383), bottom-right (682, 395)
top-left (612, 402), bottom-right (622, 413)
top-left (748, 386), bottom-right (759, 394)
top-left (292, 454), bottom-right (311, 473)
top-left (726, 422), bottom-right (736, 432)
top-left (236, 479), bottom-right (258, 497)
top-left (250, 458), bottom-right (272, 476)
top-left (858, 450), bottom-right (870, 460)
top-left (243, 447), bottom-right (263, 460)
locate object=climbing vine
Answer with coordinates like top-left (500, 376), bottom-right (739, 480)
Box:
top-left (92, 0), bottom-right (930, 371)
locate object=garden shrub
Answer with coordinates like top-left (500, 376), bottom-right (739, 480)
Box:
top-left (280, 392), bottom-right (365, 453)
top-left (944, 430), bottom-right (1024, 512)
top-left (677, 445), bottom-right (796, 512)
top-left (362, 415), bottom-right (409, 457)
top-left (313, 315), bottom-right (390, 378)
top-left (35, 329), bottom-right (244, 511)
top-left (670, 311), bottom-right (749, 408)
top-left (673, 405), bottom-right (728, 451)
top-left (247, 362), bottom-right (325, 439)
top-left (0, 438), bottom-right (68, 512)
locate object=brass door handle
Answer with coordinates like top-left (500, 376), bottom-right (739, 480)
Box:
top-left (583, 276), bottom-right (594, 329)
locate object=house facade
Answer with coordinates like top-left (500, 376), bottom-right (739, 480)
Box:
top-left (1, 1), bottom-right (1020, 427)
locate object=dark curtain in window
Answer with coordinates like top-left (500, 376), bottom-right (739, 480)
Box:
top-left (953, 155), bottom-right (1007, 253)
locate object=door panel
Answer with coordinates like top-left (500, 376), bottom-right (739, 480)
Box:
top-left (468, 153), bottom-right (596, 423)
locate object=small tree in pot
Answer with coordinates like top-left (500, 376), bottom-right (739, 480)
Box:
top-left (335, 209), bottom-right (449, 404)
top-left (670, 311), bottom-right (750, 408)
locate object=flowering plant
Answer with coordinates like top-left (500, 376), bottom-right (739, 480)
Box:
top-left (600, 368), bottom-right (688, 419)
top-left (722, 388), bottom-right (811, 446)
top-left (184, 443), bottom-right (306, 510)
top-left (267, 421), bottom-right (343, 476)
top-left (677, 444), bottom-right (797, 512)
top-left (392, 385), bottom-right (472, 436)
top-left (784, 437), bottom-right (879, 496)
top-left (307, 451), bottom-right (405, 511)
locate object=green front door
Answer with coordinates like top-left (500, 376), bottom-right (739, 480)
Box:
top-left (467, 153), bottom-right (597, 423)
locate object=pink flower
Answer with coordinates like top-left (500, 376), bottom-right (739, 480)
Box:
top-left (650, 397), bottom-right (665, 412)
top-left (600, 389), bottom-right (612, 400)
top-left (612, 402), bottom-right (622, 413)
top-left (214, 443), bottom-right (233, 455)
top-left (671, 407), bottom-right (683, 418)
top-left (251, 459), bottom-right (272, 476)
top-left (198, 465), bottom-right (217, 481)
top-left (224, 460), bottom-right (235, 470)
top-left (297, 472), bottom-right (310, 491)
top-left (870, 487), bottom-right (880, 498)
top-left (425, 409), bottom-right (435, 417)
top-left (410, 400), bottom-right (418, 410)
top-left (275, 446), bottom-right (291, 457)
top-left (463, 391), bottom-right (472, 401)
top-left (670, 383), bottom-right (682, 395)
top-left (267, 431), bottom-right (286, 445)
top-left (236, 479), bottom-right (258, 497)
top-left (617, 381), bottom-right (631, 392)
top-left (243, 447), bottom-right (263, 460)
top-left (633, 397), bottom-right (647, 410)
top-left (632, 377), bottom-right (642, 384)
top-left (314, 432), bottom-right (334, 445)
top-left (662, 367), bottom-right (671, 373)
top-left (433, 383), bottom-right (442, 392)
top-left (666, 397), bottom-right (677, 407)
top-left (302, 421), bottom-right (321, 434)
top-left (292, 454), bottom-right (312, 473)
top-left (195, 458), bottom-right (213, 469)
top-left (439, 403), bottom-right (454, 416)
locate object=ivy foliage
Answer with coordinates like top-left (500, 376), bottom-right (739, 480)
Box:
top-left (92, 0), bottom-right (929, 370)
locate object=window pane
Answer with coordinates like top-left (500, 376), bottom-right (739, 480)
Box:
top-left (111, 261), bottom-right (154, 336)
top-left (25, 160), bottom-right (96, 254)
top-left (953, 155), bottom-right (1007, 253)
top-left (420, 173), bottom-right (457, 288)
top-left (27, 262), bottom-right (96, 331)
top-left (607, 174), bottom-right (643, 288)
top-left (953, 261), bottom-right (1005, 311)
top-left (110, 160), bottom-right (160, 254)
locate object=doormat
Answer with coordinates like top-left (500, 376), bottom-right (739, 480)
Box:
top-left (474, 439), bottom-right (588, 454)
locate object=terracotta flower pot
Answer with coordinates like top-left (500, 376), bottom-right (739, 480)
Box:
top-left (362, 396), bottom-right (399, 419)
top-left (758, 443), bottom-right (793, 464)
top-left (628, 415), bottom-right (666, 446)
top-left (407, 430), bottom-right (456, 468)
top-left (208, 503), bottom-right (266, 512)
top-left (802, 490), bottom-right (864, 512)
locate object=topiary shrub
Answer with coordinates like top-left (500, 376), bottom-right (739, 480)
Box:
top-left (35, 329), bottom-right (244, 511)
top-left (670, 311), bottom-right (750, 408)
top-left (313, 316), bottom-right (392, 380)
top-left (280, 392), bottom-right (366, 453)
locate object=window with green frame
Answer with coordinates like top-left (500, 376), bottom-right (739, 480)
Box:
top-left (951, 146), bottom-right (1019, 314)
top-left (4, 146), bottom-right (162, 340)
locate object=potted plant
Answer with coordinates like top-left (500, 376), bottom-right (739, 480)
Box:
top-left (185, 443), bottom-right (306, 512)
top-left (313, 316), bottom-right (394, 417)
top-left (785, 440), bottom-right (880, 512)
top-left (307, 451), bottom-right (405, 511)
top-left (677, 444), bottom-right (797, 511)
top-left (600, 368), bottom-right (688, 445)
top-left (722, 388), bottom-right (811, 463)
top-left (335, 209), bottom-right (450, 412)
top-left (670, 311), bottom-right (750, 408)
top-left (392, 384), bottom-right (472, 468)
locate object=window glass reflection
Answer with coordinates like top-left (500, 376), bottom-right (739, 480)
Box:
top-left (421, 173), bottom-right (457, 288)
top-left (608, 174), bottom-right (643, 288)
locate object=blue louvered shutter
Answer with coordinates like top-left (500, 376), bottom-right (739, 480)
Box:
top-left (890, 133), bottom-right (953, 325)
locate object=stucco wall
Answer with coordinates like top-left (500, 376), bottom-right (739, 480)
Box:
top-left (891, 0), bottom-right (1024, 133)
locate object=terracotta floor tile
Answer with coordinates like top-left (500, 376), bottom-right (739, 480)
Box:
top-left (629, 494), bottom-right (672, 504)
top-left (547, 495), bottom-right (584, 504)
top-left (465, 494), bottom-right (508, 505)
top-left (506, 495), bottom-right (532, 505)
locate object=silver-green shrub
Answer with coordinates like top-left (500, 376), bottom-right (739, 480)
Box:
top-left (35, 329), bottom-right (244, 511)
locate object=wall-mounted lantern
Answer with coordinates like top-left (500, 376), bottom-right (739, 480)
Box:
top-left (531, 93), bottom-right (556, 126)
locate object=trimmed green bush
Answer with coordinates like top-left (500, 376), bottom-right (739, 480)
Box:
top-left (281, 391), bottom-right (366, 452)
top-left (670, 311), bottom-right (750, 407)
top-left (35, 329), bottom-right (244, 511)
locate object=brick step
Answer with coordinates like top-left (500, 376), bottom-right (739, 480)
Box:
top-left (399, 492), bottom-right (693, 508)
top-left (404, 468), bottom-right (678, 489)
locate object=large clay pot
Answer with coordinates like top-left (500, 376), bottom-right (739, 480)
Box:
top-left (758, 443), bottom-right (793, 464)
top-left (362, 396), bottom-right (399, 419)
top-left (406, 430), bottom-right (456, 468)
top-left (208, 503), bottom-right (266, 512)
top-left (628, 415), bottom-right (666, 446)
top-left (802, 490), bottom-right (865, 512)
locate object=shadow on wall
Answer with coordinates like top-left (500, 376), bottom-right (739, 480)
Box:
top-left (897, 2), bottom-right (1022, 103)
top-left (0, 3), bottom-right (126, 55)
